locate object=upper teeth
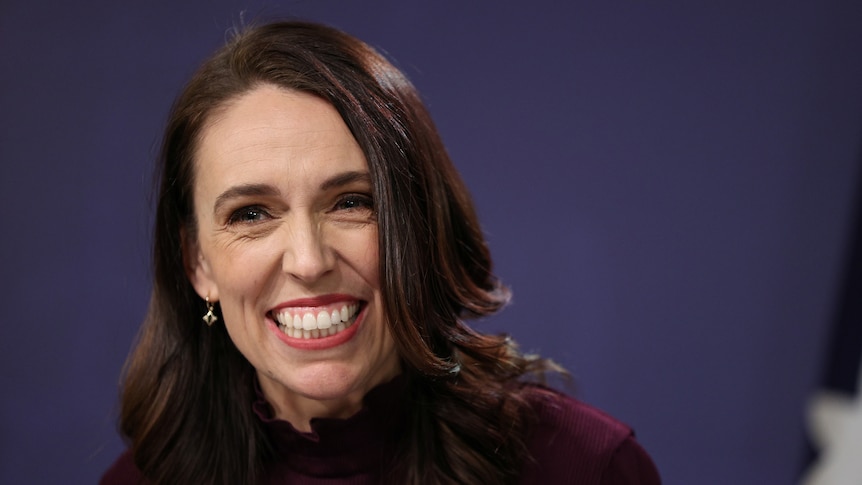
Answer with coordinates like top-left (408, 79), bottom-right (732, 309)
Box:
top-left (274, 303), bottom-right (358, 331)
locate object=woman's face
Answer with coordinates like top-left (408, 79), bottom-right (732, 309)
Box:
top-left (186, 85), bottom-right (400, 427)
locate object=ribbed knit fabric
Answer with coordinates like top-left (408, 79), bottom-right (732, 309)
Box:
top-left (253, 376), bottom-right (408, 484)
top-left (518, 386), bottom-right (660, 484)
top-left (101, 378), bottom-right (660, 484)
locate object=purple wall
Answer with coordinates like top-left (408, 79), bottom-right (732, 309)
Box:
top-left (2, 1), bottom-right (861, 483)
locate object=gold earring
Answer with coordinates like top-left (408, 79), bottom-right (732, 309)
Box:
top-left (202, 295), bottom-right (218, 326)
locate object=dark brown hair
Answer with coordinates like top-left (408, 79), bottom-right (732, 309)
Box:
top-left (120, 20), bottom-right (557, 484)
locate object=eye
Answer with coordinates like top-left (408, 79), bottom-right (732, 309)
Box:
top-left (228, 205), bottom-right (271, 224)
top-left (333, 194), bottom-right (374, 212)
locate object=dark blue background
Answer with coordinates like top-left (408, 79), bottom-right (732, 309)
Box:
top-left (2, 2), bottom-right (861, 484)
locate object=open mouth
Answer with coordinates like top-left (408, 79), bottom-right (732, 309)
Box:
top-left (270, 302), bottom-right (363, 340)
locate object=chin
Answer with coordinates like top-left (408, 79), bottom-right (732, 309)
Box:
top-left (281, 362), bottom-right (368, 402)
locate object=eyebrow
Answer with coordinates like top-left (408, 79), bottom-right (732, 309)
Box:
top-left (212, 171), bottom-right (372, 214)
top-left (319, 171), bottom-right (372, 191)
top-left (213, 183), bottom-right (280, 214)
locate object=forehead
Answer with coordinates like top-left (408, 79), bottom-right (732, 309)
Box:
top-left (194, 85), bottom-right (367, 191)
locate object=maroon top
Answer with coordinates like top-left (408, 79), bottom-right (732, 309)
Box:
top-left (101, 378), bottom-right (660, 484)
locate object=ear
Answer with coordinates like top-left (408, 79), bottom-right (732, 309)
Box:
top-left (182, 226), bottom-right (219, 301)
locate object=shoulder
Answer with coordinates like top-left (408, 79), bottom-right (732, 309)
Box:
top-left (100, 449), bottom-right (145, 485)
top-left (519, 385), bottom-right (661, 485)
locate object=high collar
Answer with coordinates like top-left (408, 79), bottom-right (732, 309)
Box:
top-left (252, 375), bottom-right (409, 478)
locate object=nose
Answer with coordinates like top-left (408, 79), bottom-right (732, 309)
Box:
top-left (281, 215), bottom-right (335, 283)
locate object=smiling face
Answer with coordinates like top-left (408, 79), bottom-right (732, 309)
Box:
top-left (186, 85), bottom-right (400, 430)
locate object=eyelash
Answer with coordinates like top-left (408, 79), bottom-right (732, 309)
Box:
top-left (227, 205), bottom-right (270, 225)
top-left (225, 194), bottom-right (373, 226)
top-left (333, 193), bottom-right (374, 212)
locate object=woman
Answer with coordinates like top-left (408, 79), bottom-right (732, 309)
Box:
top-left (102, 21), bottom-right (660, 485)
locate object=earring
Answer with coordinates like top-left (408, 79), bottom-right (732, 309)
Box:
top-left (202, 295), bottom-right (218, 326)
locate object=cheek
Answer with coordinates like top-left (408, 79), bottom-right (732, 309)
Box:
top-left (202, 244), bottom-right (282, 335)
top-left (205, 239), bottom-right (281, 287)
top-left (350, 231), bottom-right (380, 287)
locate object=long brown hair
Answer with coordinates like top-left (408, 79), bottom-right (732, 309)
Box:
top-left (120, 20), bottom-right (558, 484)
